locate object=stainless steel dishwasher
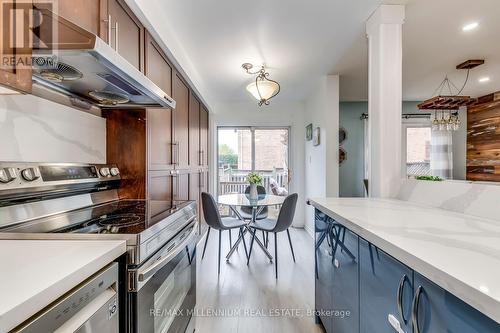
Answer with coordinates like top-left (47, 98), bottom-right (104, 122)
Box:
top-left (12, 263), bottom-right (119, 333)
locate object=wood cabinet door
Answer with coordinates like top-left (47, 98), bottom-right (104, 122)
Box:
top-left (200, 105), bottom-right (209, 167)
top-left (107, 0), bottom-right (143, 71)
top-left (144, 31), bottom-right (171, 93)
top-left (172, 74), bottom-right (189, 169)
top-left (188, 171), bottom-right (200, 202)
top-left (55, 0), bottom-right (102, 35)
top-left (189, 93), bottom-right (200, 167)
top-left (145, 31), bottom-right (173, 170)
top-left (147, 108), bottom-right (173, 170)
top-left (0, 0), bottom-right (32, 93)
top-left (148, 171), bottom-right (172, 201)
top-left (173, 172), bottom-right (189, 201)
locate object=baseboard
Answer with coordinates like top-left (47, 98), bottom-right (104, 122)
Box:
top-left (304, 224), bottom-right (314, 239)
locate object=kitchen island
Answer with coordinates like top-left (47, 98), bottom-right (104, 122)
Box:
top-left (310, 197), bottom-right (500, 333)
top-left (0, 240), bottom-right (126, 333)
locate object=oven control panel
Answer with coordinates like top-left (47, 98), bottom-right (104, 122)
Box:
top-left (0, 162), bottom-right (121, 191)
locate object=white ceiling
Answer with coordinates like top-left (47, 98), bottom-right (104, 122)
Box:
top-left (135, 0), bottom-right (500, 106)
top-left (137, 0), bottom-right (382, 106)
top-left (338, 0), bottom-right (500, 101)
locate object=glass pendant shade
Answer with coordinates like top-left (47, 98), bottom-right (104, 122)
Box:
top-left (246, 78), bottom-right (280, 102)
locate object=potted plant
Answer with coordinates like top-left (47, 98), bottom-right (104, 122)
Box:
top-left (246, 172), bottom-right (263, 200)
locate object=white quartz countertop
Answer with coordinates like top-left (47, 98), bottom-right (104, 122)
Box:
top-left (0, 240), bottom-right (126, 333)
top-left (309, 197), bottom-right (500, 324)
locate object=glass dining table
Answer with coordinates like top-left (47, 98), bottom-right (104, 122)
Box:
top-left (217, 193), bottom-right (286, 262)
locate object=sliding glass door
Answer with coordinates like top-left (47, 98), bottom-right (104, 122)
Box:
top-left (217, 127), bottom-right (290, 196)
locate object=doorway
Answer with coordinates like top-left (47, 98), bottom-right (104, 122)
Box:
top-left (217, 127), bottom-right (290, 196)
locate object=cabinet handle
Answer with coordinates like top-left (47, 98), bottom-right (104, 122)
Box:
top-left (411, 286), bottom-right (423, 333)
top-left (172, 142), bottom-right (179, 165)
top-left (106, 14), bottom-right (112, 45)
top-left (171, 171), bottom-right (179, 200)
top-left (115, 21), bottom-right (119, 51)
top-left (396, 274), bottom-right (409, 324)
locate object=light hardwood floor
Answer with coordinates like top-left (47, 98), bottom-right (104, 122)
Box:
top-left (194, 227), bottom-right (325, 333)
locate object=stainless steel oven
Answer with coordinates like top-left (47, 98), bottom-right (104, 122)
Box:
top-left (0, 162), bottom-right (199, 333)
top-left (128, 221), bottom-right (197, 333)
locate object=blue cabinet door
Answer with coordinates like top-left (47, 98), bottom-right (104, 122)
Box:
top-left (331, 225), bottom-right (359, 333)
top-left (315, 210), bottom-right (334, 332)
top-left (359, 239), bottom-right (413, 333)
top-left (413, 273), bottom-right (500, 333)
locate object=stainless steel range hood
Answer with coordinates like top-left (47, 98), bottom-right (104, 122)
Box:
top-left (31, 5), bottom-right (175, 109)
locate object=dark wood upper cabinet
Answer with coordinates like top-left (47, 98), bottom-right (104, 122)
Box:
top-left (144, 31), bottom-right (172, 94)
top-left (145, 31), bottom-right (173, 171)
top-left (55, 0), bottom-right (102, 36)
top-left (189, 93), bottom-right (201, 167)
top-left (0, 0), bottom-right (32, 93)
top-left (107, 0), bottom-right (144, 71)
top-left (200, 105), bottom-right (209, 167)
top-left (172, 74), bottom-right (190, 169)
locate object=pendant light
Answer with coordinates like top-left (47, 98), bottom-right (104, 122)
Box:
top-left (242, 63), bottom-right (280, 106)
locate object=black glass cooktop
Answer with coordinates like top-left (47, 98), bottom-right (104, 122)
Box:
top-left (55, 200), bottom-right (192, 234)
top-left (3, 199), bottom-right (192, 235)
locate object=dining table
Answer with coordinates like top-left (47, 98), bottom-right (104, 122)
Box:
top-left (217, 193), bottom-right (286, 262)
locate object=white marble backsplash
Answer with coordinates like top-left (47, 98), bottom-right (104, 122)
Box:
top-left (397, 179), bottom-right (500, 222)
top-left (0, 94), bottom-right (106, 164)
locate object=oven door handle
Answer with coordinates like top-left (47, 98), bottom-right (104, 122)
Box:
top-left (137, 221), bottom-right (197, 282)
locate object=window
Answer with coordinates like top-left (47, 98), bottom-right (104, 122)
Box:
top-left (405, 127), bottom-right (431, 177)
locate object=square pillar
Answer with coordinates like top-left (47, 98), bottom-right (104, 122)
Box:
top-left (366, 5), bottom-right (405, 198)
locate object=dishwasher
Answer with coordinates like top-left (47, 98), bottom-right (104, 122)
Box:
top-left (12, 263), bottom-right (119, 333)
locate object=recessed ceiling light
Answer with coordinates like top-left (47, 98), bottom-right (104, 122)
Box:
top-left (478, 77), bottom-right (490, 83)
top-left (462, 22), bottom-right (479, 31)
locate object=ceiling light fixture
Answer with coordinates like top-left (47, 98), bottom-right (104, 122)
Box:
top-left (462, 22), bottom-right (479, 31)
top-left (242, 63), bottom-right (280, 106)
top-left (478, 77), bottom-right (490, 83)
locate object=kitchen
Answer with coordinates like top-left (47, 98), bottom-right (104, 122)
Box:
top-left (1, 0), bottom-right (500, 333)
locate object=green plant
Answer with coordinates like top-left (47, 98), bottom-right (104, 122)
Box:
top-left (415, 175), bottom-right (443, 181)
top-left (218, 144), bottom-right (238, 166)
top-left (247, 172), bottom-right (263, 185)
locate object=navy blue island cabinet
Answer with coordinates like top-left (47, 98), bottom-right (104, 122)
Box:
top-left (315, 211), bottom-right (359, 333)
top-left (314, 208), bottom-right (500, 333)
top-left (413, 273), bottom-right (500, 333)
top-left (359, 238), bottom-right (413, 333)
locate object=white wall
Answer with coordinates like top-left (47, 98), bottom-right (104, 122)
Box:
top-left (304, 75), bottom-right (340, 235)
top-left (0, 94), bottom-right (106, 163)
top-left (211, 101), bottom-right (306, 227)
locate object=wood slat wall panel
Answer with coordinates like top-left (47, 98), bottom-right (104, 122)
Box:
top-left (467, 92), bottom-right (500, 182)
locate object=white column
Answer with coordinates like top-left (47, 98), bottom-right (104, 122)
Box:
top-left (366, 5), bottom-right (405, 198)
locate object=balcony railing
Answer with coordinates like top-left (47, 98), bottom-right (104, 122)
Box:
top-left (218, 168), bottom-right (287, 195)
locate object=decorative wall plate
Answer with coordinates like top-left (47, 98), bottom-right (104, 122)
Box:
top-left (339, 127), bottom-right (347, 145)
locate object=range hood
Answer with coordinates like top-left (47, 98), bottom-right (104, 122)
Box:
top-left (31, 5), bottom-right (175, 109)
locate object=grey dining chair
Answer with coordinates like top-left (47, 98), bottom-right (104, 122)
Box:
top-left (201, 192), bottom-right (249, 275)
top-left (247, 193), bottom-right (298, 279)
